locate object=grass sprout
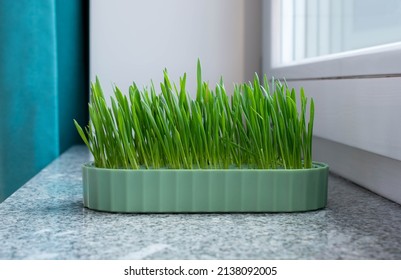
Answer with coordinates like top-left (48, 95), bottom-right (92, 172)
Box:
top-left (74, 60), bottom-right (315, 169)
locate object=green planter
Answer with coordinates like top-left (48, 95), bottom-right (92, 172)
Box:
top-left (83, 162), bottom-right (329, 213)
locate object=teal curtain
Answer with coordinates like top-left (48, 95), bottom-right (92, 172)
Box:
top-left (0, 0), bottom-right (88, 202)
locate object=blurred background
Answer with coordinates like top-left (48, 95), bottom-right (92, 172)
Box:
top-left (1, 0), bottom-right (401, 204)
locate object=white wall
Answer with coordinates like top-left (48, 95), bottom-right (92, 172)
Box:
top-left (90, 0), bottom-right (261, 99)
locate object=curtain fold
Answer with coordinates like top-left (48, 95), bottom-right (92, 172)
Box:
top-left (0, 0), bottom-right (88, 202)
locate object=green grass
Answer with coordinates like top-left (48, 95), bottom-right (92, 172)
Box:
top-left (74, 60), bottom-right (315, 169)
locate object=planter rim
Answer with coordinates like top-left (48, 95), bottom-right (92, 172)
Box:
top-left (83, 161), bottom-right (328, 172)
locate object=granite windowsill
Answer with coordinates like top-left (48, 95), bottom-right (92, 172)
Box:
top-left (0, 145), bottom-right (400, 260)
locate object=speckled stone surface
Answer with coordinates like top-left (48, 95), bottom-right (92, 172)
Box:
top-left (0, 146), bottom-right (400, 260)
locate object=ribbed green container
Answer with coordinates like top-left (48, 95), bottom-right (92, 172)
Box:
top-left (83, 162), bottom-right (328, 213)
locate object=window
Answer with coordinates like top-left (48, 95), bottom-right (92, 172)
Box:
top-left (279, 0), bottom-right (401, 64)
top-left (263, 0), bottom-right (401, 204)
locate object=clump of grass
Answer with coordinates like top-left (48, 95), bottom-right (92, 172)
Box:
top-left (74, 60), bottom-right (315, 169)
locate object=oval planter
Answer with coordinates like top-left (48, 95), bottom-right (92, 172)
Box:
top-left (83, 162), bottom-right (329, 213)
